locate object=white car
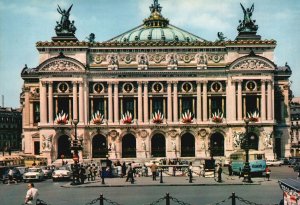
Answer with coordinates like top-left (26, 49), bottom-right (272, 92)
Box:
top-left (266, 160), bottom-right (283, 166)
top-left (52, 166), bottom-right (72, 182)
top-left (23, 168), bottom-right (44, 182)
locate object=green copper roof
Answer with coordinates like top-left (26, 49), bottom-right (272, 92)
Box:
top-left (107, 0), bottom-right (205, 43)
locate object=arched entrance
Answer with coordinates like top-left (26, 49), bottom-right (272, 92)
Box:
top-left (248, 132), bottom-right (259, 150)
top-left (92, 134), bottom-right (107, 158)
top-left (181, 133), bottom-right (195, 157)
top-left (122, 134), bottom-right (136, 158)
top-left (151, 133), bottom-right (166, 157)
top-left (57, 135), bottom-right (72, 159)
top-left (210, 133), bottom-right (224, 156)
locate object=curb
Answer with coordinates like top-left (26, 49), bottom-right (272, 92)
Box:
top-left (61, 182), bottom-right (261, 188)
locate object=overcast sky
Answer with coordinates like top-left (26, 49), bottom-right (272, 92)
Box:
top-left (0, 0), bottom-right (299, 108)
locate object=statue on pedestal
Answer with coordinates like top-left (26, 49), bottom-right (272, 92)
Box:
top-left (55, 4), bottom-right (76, 35)
top-left (237, 3), bottom-right (258, 33)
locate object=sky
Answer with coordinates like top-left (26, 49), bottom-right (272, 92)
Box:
top-left (0, 0), bottom-right (299, 108)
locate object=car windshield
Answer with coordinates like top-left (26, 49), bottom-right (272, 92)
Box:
top-left (28, 168), bottom-right (40, 172)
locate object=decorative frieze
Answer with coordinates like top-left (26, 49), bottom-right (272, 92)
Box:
top-left (40, 60), bottom-right (83, 72)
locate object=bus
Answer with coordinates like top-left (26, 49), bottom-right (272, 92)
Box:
top-left (230, 150), bottom-right (266, 175)
top-left (20, 155), bottom-right (48, 167)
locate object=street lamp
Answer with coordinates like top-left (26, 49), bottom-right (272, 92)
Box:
top-left (70, 119), bottom-right (83, 185)
top-left (243, 118), bottom-right (252, 183)
top-left (100, 142), bottom-right (111, 184)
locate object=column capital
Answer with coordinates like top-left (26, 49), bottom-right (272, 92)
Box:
top-left (24, 86), bottom-right (30, 92)
top-left (41, 81), bottom-right (47, 86)
top-left (261, 79), bottom-right (268, 83)
top-left (78, 81), bottom-right (84, 86)
top-left (137, 81), bottom-right (143, 86)
top-left (201, 80), bottom-right (208, 84)
top-left (172, 81), bottom-right (178, 85)
top-left (143, 81), bottom-right (149, 86)
top-left (107, 81), bottom-right (113, 85)
top-left (48, 81), bottom-right (53, 86)
top-left (113, 81), bottom-right (119, 85)
top-left (167, 81), bottom-right (172, 86)
top-left (196, 81), bottom-right (202, 85)
top-left (72, 81), bottom-right (78, 86)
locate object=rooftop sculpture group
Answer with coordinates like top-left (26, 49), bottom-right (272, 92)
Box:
top-left (55, 4), bottom-right (76, 36)
top-left (237, 3), bottom-right (258, 33)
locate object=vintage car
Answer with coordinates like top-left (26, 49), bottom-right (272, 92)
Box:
top-left (23, 167), bottom-right (44, 182)
top-left (2, 167), bottom-right (23, 184)
top-left (41, 166), bottom-right (53, 179)
top-left (52, 166), bottom-right (72, 182)
top-left (266, 159), bottom-right (283, 166)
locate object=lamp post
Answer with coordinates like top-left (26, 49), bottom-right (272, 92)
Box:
top-left (100, 142), bottom-right (111, 184)
top-left (70, 119), bottom-right (83, 185)
top-left (243, 118), bottom-right (252, 183)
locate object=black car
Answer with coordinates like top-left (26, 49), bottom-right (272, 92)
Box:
top-left (2, 167), bottom-right (23, 184)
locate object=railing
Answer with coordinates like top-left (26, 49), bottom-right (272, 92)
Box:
top-left (37, 192), bottom-right (280, 205)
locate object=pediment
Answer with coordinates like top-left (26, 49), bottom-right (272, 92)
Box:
top-left (38, 54), bottom-right (86, 72)
top-left (230, 57), bottom-right (275, 71)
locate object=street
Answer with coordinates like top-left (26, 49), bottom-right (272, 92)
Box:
top-left (0, 166), bottom-right (297, 205)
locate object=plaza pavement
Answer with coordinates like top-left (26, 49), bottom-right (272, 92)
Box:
top-left (61, 174), bottom-right (275, 188)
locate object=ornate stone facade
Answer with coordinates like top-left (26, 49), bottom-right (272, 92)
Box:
top-left (20, 1), bottom-right (292, 164)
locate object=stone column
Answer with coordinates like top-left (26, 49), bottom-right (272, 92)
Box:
top-left (261, 80), bottom-right (266, 121)
top-left (173, 81), bottom-right (178, 123)
top-left (40, 81), bottom-right (47, 124)
top-left (138, 82), bottom-right (143, 123)
top-left (227, 79), bottom-right (236, 121)
top-left (108, 82), bottom-right (113, 123)
top-left (24, 87), bottom-right (30, 126)
top-left (143, 82), bottom-right (149, 123)
top-left (196, 81), bottom-right (202, 122)
top-left (48, 82), bottom-right (53, 123)
top-left (84, 81), bottom-right (89, 124)
top-left (167, 81), bottom-right (172, 122)
top-left (114, 82), bottom-right (119, 123)
top-left (72, 82), bottom-right (78, 121)
top-left (237, 80), bottom-right (243, 121)
top-left (203, 81), bottom-right (208, 121)
top-left (267, 80), bottom-right (272, 121)
top-left (79, 82), bottom-right (84, 123)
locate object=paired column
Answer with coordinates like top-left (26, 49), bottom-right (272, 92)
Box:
top-left (48, 82), bottom-right (53, 123)
top-left (261, 80), bottom-right (266, 121)
top-left (138, 82), bottom-right (143, 123)
top-left (114, 82), bottom-right (119, 123)
top-left (196, 81), bottom-right (202, 122)
top-left (237, 80), bottom-right (243, 121)
top-left (143, 82), bottom-right (149, 123)
top-left (167, 81), bottom-right (172, 122)
top-left (267, 80), bottom-right (273, 121)
top-left (108, 82), bottom-right (113, 123)
top-left (40, 81), bottom-right (47, 124)
top-left (173, 82), bottom-right (178, 123)
top-left (79, 82), bottom-right (84, 123)
top-left (24, 87), bottom-right (30, 126)
top-left (227, 79), bottom-right (236, 121)
top-left (202, 81), bottom-right (208, 121)
top-left (72, 82), bottom-right (78, 121)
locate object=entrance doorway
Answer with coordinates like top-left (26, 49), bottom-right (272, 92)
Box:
top-left (181, 133), bottom-right (195, 157)
top-left (34, 141), bottom-right (40, 155)
top-left (210, 133), bottom-right (224, 156)
top-left (57, 135), bottom-right (72, 159)
top-left (92, 134), bottom-right (107, 158)
top-left (122, 134), bottom-right (136, 158)
top-left (151, 134), bottom-right (166, 157)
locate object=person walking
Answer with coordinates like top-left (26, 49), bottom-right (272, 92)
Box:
top-left (150, 162), bottom-right (158, 181)
top-left (24, 183), bottom-right (39, 204)
top-left (228, 162), bottom-right (233, 176)
top-left (125, 163), bottom-right (134, 183)
top-left (121, 162), bottom-right (126, 178)
top-left (265, 166), bottom-right (271, 181)
top-left (79, 165), bottom-right (86, 184)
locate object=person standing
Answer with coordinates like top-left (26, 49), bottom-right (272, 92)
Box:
top-left (228, 162), bottom-right (233, 176)
top-left (24, 183), bottom-right (39, 204)
top-left (121, 162), bottom-right (126, 178)
top-left (79, 165), bottom-right (86, 184)
top-left (217, 164), bottom-right (223, 183)
top-left (126, 163), bottom-right (134, 183)
top-left (150, 162), bottom-right (158, 181)
top-left (265, 166), bottom-right (271, 181)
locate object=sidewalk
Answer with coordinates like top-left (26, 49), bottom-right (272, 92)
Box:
top-left (61, 174), bottom-right (267, 188)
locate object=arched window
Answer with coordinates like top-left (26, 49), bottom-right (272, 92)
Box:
top-left (122, 134), bottom-right (136, 158)
top-left (151, 134), bottom-right (166, 157)
top-left (210, 133), bottom-right (224, 156)
top-left (57, 135), bottom-right (71, 159)
top-left (181, 133), bottom-right (195, 157)
top-left (92, 134), bottom-right (107, 158)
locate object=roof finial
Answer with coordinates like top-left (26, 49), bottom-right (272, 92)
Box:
top-left (150, 0), bottom-right (162, 13)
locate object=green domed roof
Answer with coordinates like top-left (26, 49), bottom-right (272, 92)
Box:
top-left (107, 0), bottom-right (206, 43)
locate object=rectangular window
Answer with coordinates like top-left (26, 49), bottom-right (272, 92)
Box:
top-left (152, 97), bottom-right (163, 114)
top-left (123, 98), bottom-right (134, 115)
top-left (92, 98), bottom-right (105, 115)
top-left (33, 102), bottom-right (40, 123)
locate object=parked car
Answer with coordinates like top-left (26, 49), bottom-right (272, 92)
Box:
top-left (2, 167), bottom-right (23, 184)
top-left (266, 159), bottom-right (283, 166)
top-left (289, 158), bottom-right (300, 166)
top-left (279, 158), bottom-right (290, 165)
top-left (16, 166), bottom-right (28, 176)
top-left (41, 166), bottom-right (53, 179)
top-left (23, 167), bottom-right (44, 182)
top-left (52, 166), bottom-right (72, 182)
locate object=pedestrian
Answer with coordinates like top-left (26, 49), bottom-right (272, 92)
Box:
top-left (172, 166), bottom-right (176, 176)
top-left (217, 164), bottom-right (222, 182)
top-left (88, 166), bottom-right (93, 181)
top-left (265, 166), bottom-right (271, 181)
top-left (92, 164), bottom-right (97, 180)
top-left (228, 162), bottom-right (233, 176)
top-left (79, 165), bottom-right (86, 184)
top-left (8, 167), bottom-right (15, 184)
top-left (121, 162), bottom-right (126, 178)
top-left (239, 167), bottom-right (242, 178)
top-left (150, 161), bottom-right (158, 181)
top-left (126, 163), bottom-right (134, 183)
top-left (142, 164), bottom-right (148, 177)
top-left (24, 183), bottom-right (39, 204)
